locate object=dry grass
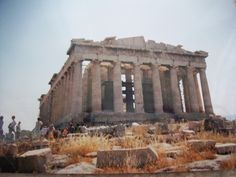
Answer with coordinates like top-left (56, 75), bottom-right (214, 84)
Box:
top-left (175, 148), bottom-right (216, 165)
top-left (110, 136), bottom-right (149, 149)
top-left (128, 125), bottom-right (149, 137)
top-left (197, 131), bottom-right (236, 143)
top-left (220, 155), bottom-right (236, 170)
top-left (50, 135), bottom-right (110, 163)
top-left (48, 123), bottom-right (235, 173)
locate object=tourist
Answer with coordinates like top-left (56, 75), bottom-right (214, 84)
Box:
top-left (68, 122), bottom-right (75, 133)
top-left (46, 124), bottom-right (55, 140)
top-left (32, 118), bottom-right (43, 139)
top-left (0, 116), bottom-right (4, 140)
top-left (61, 127), bottom-right (69, 137)
top-left (40, 126), bottom-right (49, 138)
top-left (8, 115), bottom-right (17, 141)
top-left (16, 121), bottom-right (21, 140)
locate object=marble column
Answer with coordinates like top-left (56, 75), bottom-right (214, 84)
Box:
top-left (199, 68), bottom-right (214, 114)
top-left (187, 66), bottom-right (199, 112)
top-left (82, 68), bottom-right (88, 112)
top-left (54, 85), bottom-right (59, 121)
top-left (134, 63), bottom-right (144, 113)
top-left (170, 66), bottom-right (182, 113)
top-left (71, 60), bottom-right (83, 115)
top-left (58, 81), bottom-right (62, 120)
top-left (152, 64), bottom-right (163, 112)
top-left (125, 69), bottom-right (134, 112)
top-left (51, 90), bottom-right (55, 123)
top-left (63, 72), bottom-right (69, 117)
top-left (194, 73), bottom-right (204, 112)
top-left (91, 60), bottom-right (102, 112)
top-left (68, 67), bottom-right (74, 114)
top-left (60, 77), bottom-right (65, 119)
top-left (113, 61), bottom-right (123, 112)
top-left (183, 76), bottom-right (191, 112)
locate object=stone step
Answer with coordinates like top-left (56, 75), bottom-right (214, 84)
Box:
top-left (215, 143), bottom-right (236, 154)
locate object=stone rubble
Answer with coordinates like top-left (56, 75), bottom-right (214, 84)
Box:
top-left (17, 148), bottom-right (52, 173)
top-left (97, 146), bottom-right (158, 168)
top-left (215, 143), bottom-right (236, 154)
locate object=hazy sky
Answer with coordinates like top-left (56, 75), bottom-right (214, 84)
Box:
top-left (0, 0), bottom-right (236, 131)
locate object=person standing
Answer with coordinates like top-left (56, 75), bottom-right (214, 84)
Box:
top-left (16, 121), bottom-right (21, 140)
top-left (0, 116), bottom-right (4, 140)
top-left (32, 118), bottom-right (43, 139)
top-left (8, 116), bottom-right (16, 141)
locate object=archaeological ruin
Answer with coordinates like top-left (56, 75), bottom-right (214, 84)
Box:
top-left (38, 36), bottom-right (214, 126)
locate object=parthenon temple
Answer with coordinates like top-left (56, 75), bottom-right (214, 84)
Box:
top-left (39, 36), bottom-right (214, 126)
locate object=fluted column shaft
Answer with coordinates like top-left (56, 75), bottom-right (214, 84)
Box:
top-left (194, 73), bottom-right (204, 112)
top-left (199, 68), bottom-right (214, 114)
top-left (63, 73), bottom-right (69, 117)
top-left (152, 64), bottom-right (163, 112)
top-left (170, 66), bottom-right (182, 113)
top-left (183, 76), bottom-right (191, 112)
top-left (113, 61), bottom-right (123, 112)
top-left (134, 63), bottom-right (144, 113)
top-left (91, 60), bottom-right (102, 112)
top-left (187, 66), bottom-right (199, 112)
top-left (71, 60), bottom-right (83, 115)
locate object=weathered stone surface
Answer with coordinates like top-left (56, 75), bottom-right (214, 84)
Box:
top-left (185, 159), bottom-right (220, 171)
top-left (88, 124), bottom-right (125, 137)
top-left (181, 129), bottom-right (196, 140)
top-left (215, 143), bottom-right (236, 154)
top-left (97, 146), bottom-right (158, 168)
top-left (188, 121), bottom-right (203, 132)
top-left (17, 148), bottom-right (52, 173)
top-left (187, 140), bottom-right (216, 151)
top-left (55, 162), bottom-right (99, 174)
top-left (32, 139), bottom-right (49, 149)
top-left (49, 154), bottom-right (69, 169)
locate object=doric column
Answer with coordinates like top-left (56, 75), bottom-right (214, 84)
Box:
top-left (54, 85), bottom-right (59, 121)
top-left (82, 68), bottom-right (88, 112)
top-left (194, 73), bottom-right (204, 112)
top-left (152, 64), bottom-right (163, 113)
top-left (187, 66), bottom-right (199, 112)
top-left (113, 61), bottom-right (123, 112)
top-left (60, 77), bottom-right (65, 119)
top-left (68, 67), bottom-right (74, 114)
top-left (91, 60), bottom-right (102, 112)
top-left (199, 68), bottom-right (214, 114)
top-left (71, 60), bottom-right (83, 115)
top-left (170, 66), bottom-right (182, 113)
top-left (63, 72), bottom-right (69, 117)
top-left (183, 76), bottom-right (191, 112)
top-left (134, 63), bottom-right (144, 113)
top-left (52, 89), bottom-right (56, 123)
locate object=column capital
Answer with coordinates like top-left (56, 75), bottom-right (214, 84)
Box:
top-left (92, 59), bottom-right (101, 64)
top-left (170, 65), bottom-right (179, 70)
top-left (152, 63), bottom-right (161, 69)
top-left (199, 67), bottom-right (206, 72)
top-left (187, 65), bottom-right (196, 72)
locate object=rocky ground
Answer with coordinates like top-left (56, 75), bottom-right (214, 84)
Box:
top-left (0, 121), bottom-right (236, 174)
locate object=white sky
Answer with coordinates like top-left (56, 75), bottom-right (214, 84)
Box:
top-left (0, 0), bottom-right (236, 131)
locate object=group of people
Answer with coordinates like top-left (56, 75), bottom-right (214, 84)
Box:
top-left (32, 118), bottom-right (78, 140)
top-left (0, 115), bottom-right (21, 141)
top-left (0, 115), bottom-right (81, 142)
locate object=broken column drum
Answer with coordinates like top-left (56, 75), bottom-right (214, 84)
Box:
top-left (38, 36), bottom-right (214, 126)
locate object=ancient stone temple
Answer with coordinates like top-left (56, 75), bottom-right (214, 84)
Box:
top-left (38, 36), bottom-right (214, 126)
